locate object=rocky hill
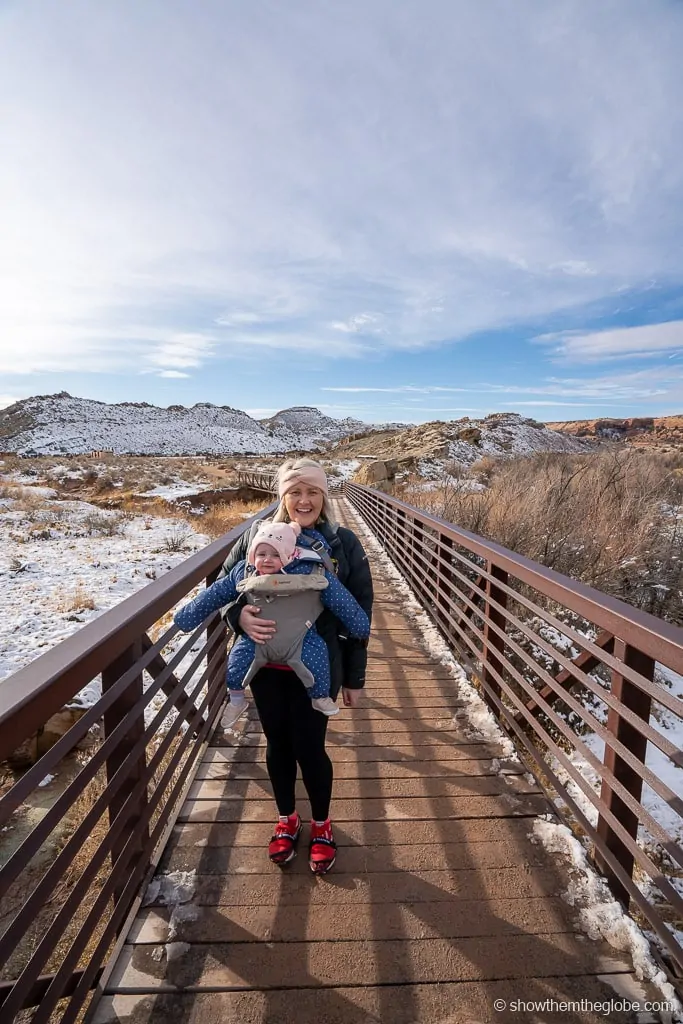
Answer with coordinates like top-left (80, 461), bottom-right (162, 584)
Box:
top-left (546, 415), bottom-right (683, 446)
top-left (259, 406), bottom-right (366, 449)
top-left (329, 412), bottom-right (594, 465)
top-left (0, 393), bottom-right (370, 456)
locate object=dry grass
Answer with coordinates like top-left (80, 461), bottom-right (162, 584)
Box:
top-left (198, 499), bottom-right (262, 538)
top-left (56, 584), bottom-right (97, 613)
top-left (401, 449), bottom-right (683, 623)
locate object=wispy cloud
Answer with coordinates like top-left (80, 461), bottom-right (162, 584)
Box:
top-left (0, 1), bottom-right (682, 375)
top-left (321, 385), bottom-right (468, 394)
top-left (535, 320), bottom-right (683, 363)
top-left (325, 366), bottom-right (681, 401)
top-left (145, 333), bottom-right (216, 372)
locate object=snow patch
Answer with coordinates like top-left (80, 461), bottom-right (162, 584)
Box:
top-left (531, 817), bottom-right (681, 1015)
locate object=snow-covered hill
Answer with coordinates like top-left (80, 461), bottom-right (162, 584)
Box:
top-left (259, 406), bottom-right (366, 449)
top-left (328, 412), bottom-right (594, 466)
top-left (0, 393), bottom-right (369, 456)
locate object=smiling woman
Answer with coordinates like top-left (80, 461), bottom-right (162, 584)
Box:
top-left (217, 456), bottom-right (373, 873)
top-left (273, 457), bottom-right (331, 527)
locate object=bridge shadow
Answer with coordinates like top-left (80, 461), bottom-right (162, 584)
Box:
top-left (114, 631), bottom-right (643, 1024)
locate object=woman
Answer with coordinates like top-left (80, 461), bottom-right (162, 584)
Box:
top-left (220, 457), bottom-right (373, 874)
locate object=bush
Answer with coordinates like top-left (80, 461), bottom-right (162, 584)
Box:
top-left (57, 584), bottom-right (96, 612)
top-left (403, 450), bottom-right (683, 623)
top-left (162, 526), bottom-right (193, 552)
top-left (82, 512), bottom-right (123, 536)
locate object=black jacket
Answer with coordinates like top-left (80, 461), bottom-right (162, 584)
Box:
top-left (220, 520), bottom-right (373, 697)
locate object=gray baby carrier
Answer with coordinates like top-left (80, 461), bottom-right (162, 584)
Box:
top-left (236, 563), bottom-right (329, 691)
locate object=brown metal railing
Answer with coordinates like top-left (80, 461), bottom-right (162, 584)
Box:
top-left (345, 482), bottom-right (683, 979)
top-left (0, 504), bottom-right (275, 1022)
top-left (235, 470), bottom-right (276, 494)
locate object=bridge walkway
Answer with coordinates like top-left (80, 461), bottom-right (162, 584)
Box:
top-left (93, 500), bottom-right (653, 1024)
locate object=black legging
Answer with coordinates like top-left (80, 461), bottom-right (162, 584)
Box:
top-left (249, 667), bottom-right (333, 821)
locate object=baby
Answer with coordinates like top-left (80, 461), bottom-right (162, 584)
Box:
top-left (173, 521), bottom-right (370, 726)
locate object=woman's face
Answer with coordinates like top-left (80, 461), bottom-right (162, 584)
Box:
top-left (284, 484), bottom-right (324, 528)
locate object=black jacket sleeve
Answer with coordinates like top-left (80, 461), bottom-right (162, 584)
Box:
top-left (335, 527), bottom-right (373, 690)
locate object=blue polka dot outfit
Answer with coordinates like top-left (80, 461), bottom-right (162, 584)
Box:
top-left (174, 541), bottom-right (370, 701)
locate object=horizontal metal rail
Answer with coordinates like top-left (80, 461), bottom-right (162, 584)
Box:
top-left (0, 502), bottom-right (276, 1021)
top-left (345, 481), bottom-right (683, 981)
top-left (235, 470), bottom-right (276, 494)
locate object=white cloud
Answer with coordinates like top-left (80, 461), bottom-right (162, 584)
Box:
top-left (325, 366), bottom-right (681, 401)
top-left (322, 385), bottom-right (468, 393)
top-left (535, 320), bottom-right (683, 362)
top-left (330, 313), bottom-right (386, 334)
top-left (145, 333), bottom-right (216, 371)
top-left (157, 370), bottom-right (190, 378)
top-left (0, 1), bottom-right (682, 372)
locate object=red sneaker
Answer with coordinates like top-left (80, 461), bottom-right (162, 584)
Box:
top-left (309, 819), bottom-right (337, 875)
top-left (268, 813), bottom-right (301, 866)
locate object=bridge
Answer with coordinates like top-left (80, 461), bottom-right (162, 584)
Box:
top-left (0, 482), bottom-right (681, 1022)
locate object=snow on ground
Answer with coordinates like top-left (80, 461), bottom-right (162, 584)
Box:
top-left (446, 413), bottom-right (592, 466)
top-left (343, 499), bottom-right (682, 1009)
top-left (328, 459), bottom-right (360, 481)
top-left (0, 489), bottom-right (209, 692)
top-left (546, 665), bottom-right (683, 848)
top-left (136, 480), bottom-right (207, 500)
top-left (531, 818), bottom-right (681, 1013)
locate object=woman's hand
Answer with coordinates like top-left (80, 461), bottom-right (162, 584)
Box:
top-left (342, 687), bottom-right (362, 708)
top-left (238, 605), bottom-right (277, 644)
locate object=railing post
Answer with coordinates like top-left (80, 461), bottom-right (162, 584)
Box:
top-left (594, 640), bottom-right (654, 906)
top-left (481, 562), bottom-right (508, 714)
top-left (102, 638), bottom-right (148, 907)
top-left (433, 533), bottom-right (455, 638)
top-left (393, 505), bottom-right (407, 570)
top-left (206, 566), bottom-right (228, 726)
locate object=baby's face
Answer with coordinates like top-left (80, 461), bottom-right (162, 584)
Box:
top-left (253, 543), bottom-right (284, 574)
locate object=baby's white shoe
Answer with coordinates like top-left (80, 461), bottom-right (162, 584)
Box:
top-left (221, 693), bottom-right (249, 729)
top-left (311, 696), bottom-right (340, 716)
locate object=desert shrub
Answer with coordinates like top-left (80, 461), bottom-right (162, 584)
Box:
top-left (199, 500), bottom-right (262, 539)
top-left (469, 456), bottom-right (498, 485)
top-left (82, 512), bottom-right (123, 536)
top-left (162, 526), bottom-right (193, 552)
top-left (56, 584), bottom-right (96, 612)
top-left (403, 449), bottom-right (683, 623)
top-left (26, 524), bottom-right (53, 541)
top-left (92, 473), bottom-right (117, 494)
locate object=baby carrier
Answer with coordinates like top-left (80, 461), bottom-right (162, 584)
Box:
top-left (235, 560), bottom-right (329, 691)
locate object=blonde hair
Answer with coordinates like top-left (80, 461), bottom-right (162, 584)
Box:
top-left (272, 457), bottom-right (336, 526)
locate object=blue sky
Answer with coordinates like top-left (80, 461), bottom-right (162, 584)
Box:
top-left (1, 0), bottom-right (683, 425)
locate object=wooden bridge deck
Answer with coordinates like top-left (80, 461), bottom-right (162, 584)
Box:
top-left (94, 501), bottom-right (656, 1024)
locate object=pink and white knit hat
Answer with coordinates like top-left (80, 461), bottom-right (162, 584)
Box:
top-left (247, 522), bottom-right (302, 567)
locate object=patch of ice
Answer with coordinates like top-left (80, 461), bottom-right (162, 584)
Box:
top-left (531, 817), bottom-right (681, 1015)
